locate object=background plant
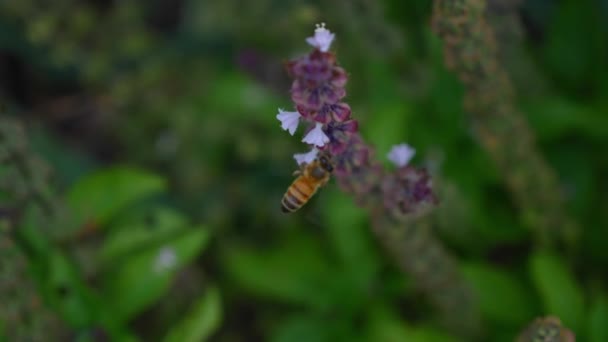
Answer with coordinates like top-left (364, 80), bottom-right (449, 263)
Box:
top-left (1, 0), bottom-right (607, 341)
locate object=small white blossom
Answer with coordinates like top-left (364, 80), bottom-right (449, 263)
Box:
top-left (294, 147), bottom-right (319, 165)
top-left (302, 122), bottom-right (330, 147)
top-left (387, 143), bottom-right (416, 167)
top-left (276, 108), bottom-right (302, 135)
top-left (154, 246), bottom-right (177, 273)
top-left (305, 23), bottom-right (335, 52)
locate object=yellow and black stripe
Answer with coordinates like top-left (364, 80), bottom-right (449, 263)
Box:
top-left (281, 180), bottom-right (315, 213)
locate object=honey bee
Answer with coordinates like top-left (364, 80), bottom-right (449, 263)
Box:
top-left (281, 152), bottom-right (334, 213)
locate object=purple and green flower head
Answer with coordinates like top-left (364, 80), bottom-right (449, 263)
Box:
top-left (276, 24), bottom-right (436, 215)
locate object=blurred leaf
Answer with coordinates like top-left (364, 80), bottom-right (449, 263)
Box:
top-left (99, 207), bottom-right (188, 267)
top-left (367, 309), bottom-right (411, 342)
top-left (588, 293), bottom-right (608, 342)
top-left (545, 142), bottom-right (596, 218)
top-left (408, 328), bottom-right (460, 342)
top-left (203, 72), bottom-right (278, 121)
top-left (530, 251), bottom-right (585, 333)
top-left (363, 59), bottom-right (402, 108)
top-left (366, 305), bottom-right (458, 342)
top-left (427, 61), bottom-right (466, 145)
top-left (461, 262), bottom-right (534, 326)
top-left (365, 103), bottom-right (412, 162)
top-left (272, 314), bottom-right (333, 342)
top-left (67, 166), bottom-right (166, 228)
top-left (28, 126), bottom-right (97, 185)
top-left (362, 65), bottom-right (413, 164)
top-left (102, 226), bottom-right (209, 323)
top-left (18, 204), bottom-right (53, 258)
top-left (522, 97), bottom-right (608, 142)
top-left (221, 232), bottom-right (333, 308)
top-left (44, 252), bottom-right (94, 328)
top-left (164, 286), bottom-right (222, 342)
top-left (272, 312), bottom-right (356, 342)
top-left (540, 0), bottom-right (604, 91)
top-left (73, 330), bottom-right (139, 342)
top-left (322, 190), bottom-right (379, 287)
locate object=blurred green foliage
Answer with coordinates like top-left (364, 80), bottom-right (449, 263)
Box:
top-left (1, 0), bottom-right (607, 341)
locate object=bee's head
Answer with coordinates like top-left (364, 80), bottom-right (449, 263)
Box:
top-left (319, 154), bottom-right (334, 173)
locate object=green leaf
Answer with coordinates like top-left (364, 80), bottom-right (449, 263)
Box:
top-left (221, 232), bottom-right (333, 308)
top-left (272, 315), bottom-right (333, 342)
top-left (99, 207), bottom-right (188, 267)
top-left (32, 252), bottom-right (137, 340)
top-left (540, 0), bottom-right (602, 90)
top-left (18, 204), bottom-right (53, 258)
top-left (461, 262), bottom-right (534, 326)
top-left (545, 143), bottom-right (596, 219)
top-left (43, 252), bottom-right (95, 328)
top-left (522, 97), bottom-right (608, 141)
top-left (272, 312), bottom-right (358, 342)
top-left (588, 293), bottom-right (608, 342)
top-left (366, 305), bottom-right (458, 342)
top-left (67, 166), bottom-right (166, 228)
top-left (529, 251), bottom-right (585, 333)
top-left (322, 190), bottom-right (379, 288)
top-left (427, 62), bottom-right (466, 145)
top-left (164, 286), bottom-right (222, 342)
top-left (102, 226), bottom-right (209, 323)
top-left (73, 330), bottom-right (139, 342)
top-left (366, 306), bottom-right (417, 342)
top-left (203, 72), bottom-right (277, 120)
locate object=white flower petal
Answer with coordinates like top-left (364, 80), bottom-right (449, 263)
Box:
top-left (306, 23), bottom-right (335, 52)
top-left (276, 108), bottom-right (301, 135)
top-left (302, 122), bottom-right (330, 147)
top-left (294, 147), bottom-right (319, 165)
top-left (154, 246), bottom-right (177, 273)
top-left (387, 143), bottom-right (416, 167)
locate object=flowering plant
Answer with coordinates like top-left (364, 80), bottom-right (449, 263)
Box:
top-left (274, 25), bottom-right (483, 335)
top-left (276, 23), bottom-right (436, 214)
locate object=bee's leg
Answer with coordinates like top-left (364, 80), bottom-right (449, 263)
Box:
top-left (292, 163), bottom-right (306, 176)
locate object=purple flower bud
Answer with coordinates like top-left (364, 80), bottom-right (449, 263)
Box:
top-left (320, 84), bottom-right (346, 105)
top-left (292, 87), bottom-right (321, 111)
top-left (332, 134), bottom-right (370, 174)
top-left (382, 166), bottom-right (437, 214)
top-left (324, 120), bottom-right (358, 155)
top-left (330, 103), bottom-right (351, 122)
top-left (287, 48), bottom-right (347, 117)
top-left (331, 67), bottom-right (348, 88)
top-left (287, 51), bottom-right (336, 87)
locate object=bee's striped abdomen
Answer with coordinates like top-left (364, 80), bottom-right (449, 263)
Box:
top-left (281, 178), bottom-right (315, 213)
